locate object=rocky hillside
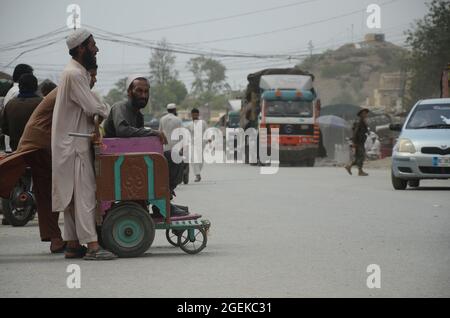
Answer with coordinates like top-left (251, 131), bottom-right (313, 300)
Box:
top-left (297, 41), bottom-right (408, 106)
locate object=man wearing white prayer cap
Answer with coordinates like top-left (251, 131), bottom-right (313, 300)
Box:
top-left (160, 103), bottom-right (181, 153)
top-left (166, 103), bottom-right (176, 110)
top-left (159, 102), bottom-right (184, 198)
top-left (52, 29), bottom-right (117, 260)
top-left (66, 28), bottom-right (92, 50)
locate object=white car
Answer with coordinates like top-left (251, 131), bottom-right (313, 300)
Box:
top-left (391, 98), bottom-right (450, 190)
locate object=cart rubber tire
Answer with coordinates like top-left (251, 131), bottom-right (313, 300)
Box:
top-left (178, 228), bottom-right (207, 255)
top-left (166, 229), bottom-right (184, 247)
top-left (391, 171), bottom-right (407, 190)
top-left (101, 203), bottom-right (155, 258)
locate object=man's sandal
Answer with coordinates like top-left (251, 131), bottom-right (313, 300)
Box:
top-left (65, 246), bottom-right (87, 259)
top-left (83, 248), bottom-right (118, 261)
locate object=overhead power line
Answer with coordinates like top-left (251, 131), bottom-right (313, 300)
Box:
top-left (125, 0), bottom-right (318, 35)
top-left (0, 26), bottom-right (68, 51)
top-left (86, 24), bottom-right (308, 60)
top-left (184, 0), bottom-right (400, 44)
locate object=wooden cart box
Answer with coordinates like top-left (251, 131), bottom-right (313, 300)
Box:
top-left (95, 152), bottom-right (170, 211)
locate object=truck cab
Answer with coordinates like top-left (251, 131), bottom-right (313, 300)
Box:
top-left (257, 74), bottom-right (320, 166)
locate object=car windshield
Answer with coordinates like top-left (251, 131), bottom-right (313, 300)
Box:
top-left (265, 100), bottom-right (313, 117)
top-left (406, 104), bottom-right (450, 129)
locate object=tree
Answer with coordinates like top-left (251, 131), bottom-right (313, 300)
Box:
top-left (149, 38), bottom-right (178, 86)
top-left (147, 38), bottom-right (188, 112)
top-left (150, 79), bottom-right (188, 113)
top-left (187, 56), bottom-right (227, 95)
top-left (405, 0), bottom-right (450, 109)
top-left (104, 77), bottom-right (127, 106)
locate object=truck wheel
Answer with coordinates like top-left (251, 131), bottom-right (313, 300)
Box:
top-left (391, 171), bottom-right (407, 190)
top-left (306, 158), bottom-right (315, 167)
top-left (101, 203), bottom-right (155, 258)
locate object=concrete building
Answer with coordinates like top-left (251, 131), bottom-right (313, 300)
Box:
top-left (364, 72), bottom-right (406, 114)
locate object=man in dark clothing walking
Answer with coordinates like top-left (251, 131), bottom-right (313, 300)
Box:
top-left (345, 108), bottom-right (370, 176)
top-left (1, 74), bottom-right (42, 151)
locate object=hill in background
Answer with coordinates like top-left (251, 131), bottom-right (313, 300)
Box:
top-left (297, 36), bottom-right (408, 112)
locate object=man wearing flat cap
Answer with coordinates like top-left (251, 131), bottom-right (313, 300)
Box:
top-left (52, 28), bottom-right (116, 260)
top-left (345, 108), bottom-right (370, 176)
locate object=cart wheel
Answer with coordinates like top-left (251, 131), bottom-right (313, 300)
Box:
top-left (165, 229), bottom-right (184, 247)
top-left (101, 203), bottom-right (155, 258)
top-left (177, 228), bottom-right (207, 255)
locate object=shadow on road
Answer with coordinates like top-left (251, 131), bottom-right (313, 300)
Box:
top-left (409, 187), bottom-right (450, 191)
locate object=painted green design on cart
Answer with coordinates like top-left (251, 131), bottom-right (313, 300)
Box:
top-left (114, 154), bottom-right (167, 217)
top-left (114, 155), bottom-right (125, 200)
top-left (143, 156), bottom-right (167, 218)
top-left (143, 156), bottom-right (154, 200)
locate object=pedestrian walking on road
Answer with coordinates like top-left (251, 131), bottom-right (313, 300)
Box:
top-left (345, 108), bottom-right (370, 176)
top-left (187, 108), bottom-right (208, 182)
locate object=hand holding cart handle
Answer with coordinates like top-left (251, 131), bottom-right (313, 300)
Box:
top-left (68, 114), bottom-right (102, 145)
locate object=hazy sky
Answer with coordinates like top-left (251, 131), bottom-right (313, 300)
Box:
top-left (0, 0), bottom-right (429, 95)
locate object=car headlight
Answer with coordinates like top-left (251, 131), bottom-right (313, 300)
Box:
top-left (396, 138), bottom-right (416, 154)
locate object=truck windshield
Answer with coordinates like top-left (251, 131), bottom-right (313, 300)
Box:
top-left (227, 116), bottom-right (240, 128)
top-left (406, 104), bottom-right (450, 129)
top-left (265, 100), bottom-right (313, 117)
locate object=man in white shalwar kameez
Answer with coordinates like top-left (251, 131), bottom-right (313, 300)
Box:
top-left (52, 29), bottom-right (116, 260)
top-left (187, 108), bottom-right (209, 182)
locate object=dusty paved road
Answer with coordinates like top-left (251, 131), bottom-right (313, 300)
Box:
top-left (1, 164), bottom-right (449, 297)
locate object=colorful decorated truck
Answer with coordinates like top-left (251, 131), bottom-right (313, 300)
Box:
top-left (241, 68), bottom-right (321, 166)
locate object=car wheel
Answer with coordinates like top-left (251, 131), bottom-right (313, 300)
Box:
top-left (391, 171), bottom-right (407, 190)
top-left (408, 180), bottom-right (420, 188)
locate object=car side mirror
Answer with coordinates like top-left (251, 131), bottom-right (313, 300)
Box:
top-left (389, 123), bottom-right (402, 131)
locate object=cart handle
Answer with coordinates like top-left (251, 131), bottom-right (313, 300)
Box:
top-left (93, 114), bottom-right (101, 145)
top-left (68, 114), bottom-right (102, 145)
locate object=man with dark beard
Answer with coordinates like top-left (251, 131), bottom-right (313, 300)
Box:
top-left (103, 75), bottom-right (189, 217)
top-left (104, 75), bottom-right (165, 140)
top-left (52, 29), bottom-right (115, 260)
top-left (0, 66), bottom-right (99, 253)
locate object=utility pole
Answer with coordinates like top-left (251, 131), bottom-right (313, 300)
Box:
top-left (307, 40), bottom-right (313, 57)
top-left (351, 24), bottom-right (354, 44)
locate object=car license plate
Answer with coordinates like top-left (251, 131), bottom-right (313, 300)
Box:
top-left (432, 157), bottom-right (450, 167)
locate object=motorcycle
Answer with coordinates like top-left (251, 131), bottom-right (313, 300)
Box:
top-left (0, 163), bottom-right (37, 227)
